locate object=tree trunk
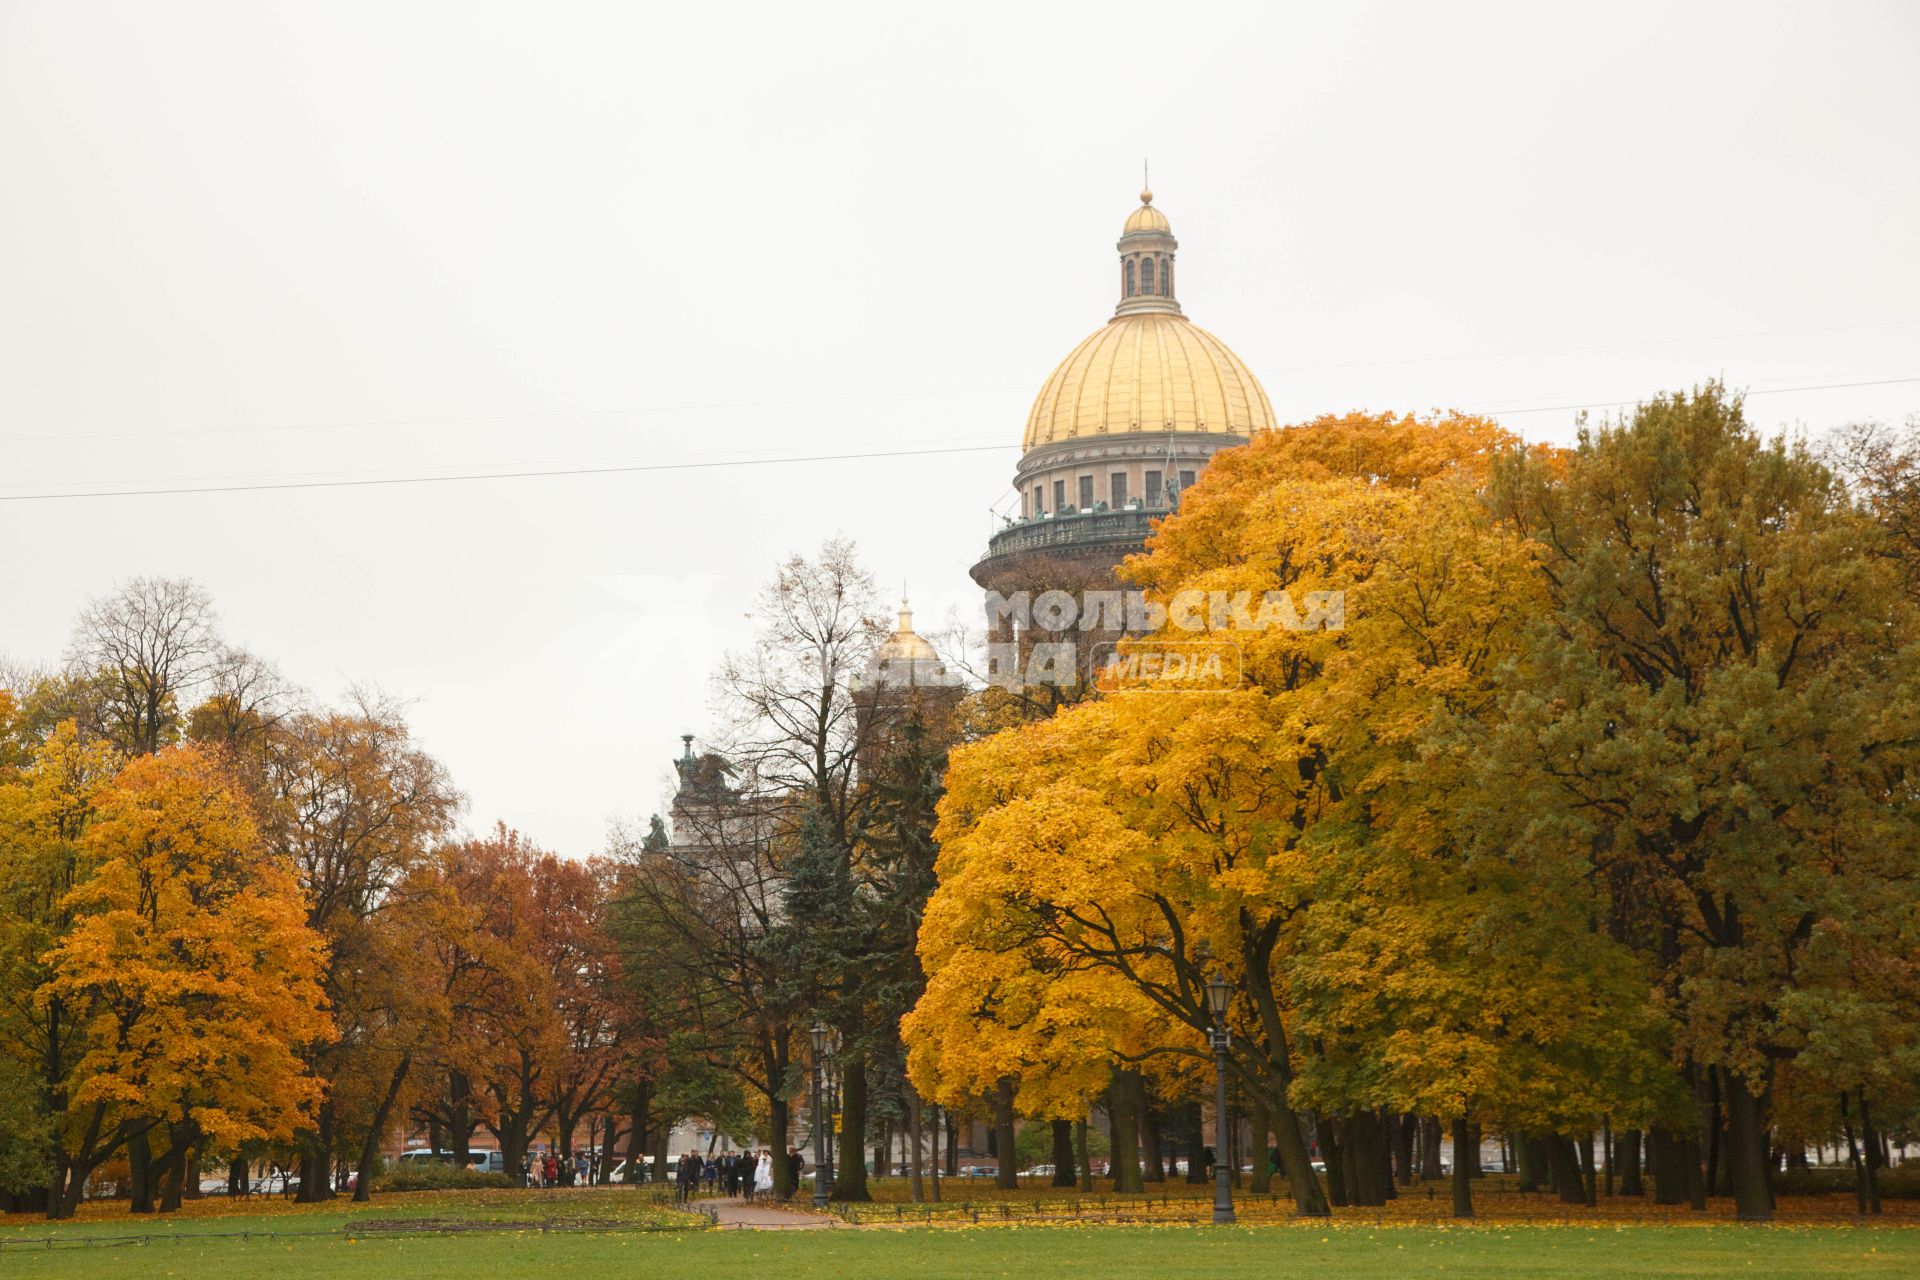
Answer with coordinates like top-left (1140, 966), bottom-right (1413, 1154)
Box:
top-left (929, 1107), bottom-right (942, 1202)
top-left (1643, 1128), bottom-right (1704, 1212)
top-left (497, 1109), bottom-right (529, 1187)
top-left (1618, 1129), bottom-right (1644, 1196)
top-left (907, 1093), bottom-right (925, 1203)
top-left (1261, 1094), bottom-right (1328, 1217)
top-left (128, 1124), bottom-right (154, 1214)
top-left (1420, 1117), bottom-right (1443, 1181)
top-left (1050, 1119), bottom-right (1077, 1188)
top-left (1141, 1096), bottom-right (1165, 1183)
top-left (1602, 1119), bottom-right (1614, 1197)
top-left (624, 1082), bottom-right (650, 1183)
top-left (1075, 1115), bottom-right (1092, 1192)
top-left (54, 1105), bottom-right (108, 1219)
top-left (1248, 1094), bottom-right (1273, 1195)
top-left (1546, 1135), bottom-right (1586, 1205)
top-left (1320, 1115), bottom-right (1349, 1207)
top-left (1841, 1092), bottom-right (1867, 1216)
top-left (1108, 1070), bottom-right (1143, 1193)
top-left (1450, 1117), bottom-right (1474, 1218)
top-left (1395, 1114), bottom-right (1417, 1187)
top-left (1720, 1068), bottom-right (1773, 1221)
top-left (448, 1070), bottom-right (474, 1166)
top-left (832, 1058), bottom-right (871, 1201)
top-left (181, 1135), bottom-right (205, 1201)
top-left (158, 1122), bottom-right (194, 1213)
top-left (1185, 1103), bottom-right (1209, 1183)
top-left (1705, 1071), bottom-right (1724, 1198)
top-left (297, 1103), bottom-right (336, 1202)
top-left (649, 1121), bottom-right (670, 1185)
top-left (354, 1053), bottom-right (412, 1203)
top-left (1683, 1129), bottom-right (1706, 1211)
top-left (1379, 1110), bottom-right (1398, 1200)
top-left (1859, 1093), bottom-right (1884, 1216)
top-left (1340, 1112), bottom-right (1388, 1207)
top-left (991, 1076), bottom-right (1017, 1191)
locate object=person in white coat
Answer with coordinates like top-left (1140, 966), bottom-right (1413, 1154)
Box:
top-left (754, 1150), bottom-right (774, 1201)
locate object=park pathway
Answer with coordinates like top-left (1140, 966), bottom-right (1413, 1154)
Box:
top-left (705, 1198), bottom-right (839, 1230)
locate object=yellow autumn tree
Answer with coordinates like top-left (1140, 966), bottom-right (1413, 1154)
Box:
top-left (41, 744), bottom-right (332, 1215)
top-left (0, 721), bottom-right (119, 1214)
top-left (909, 412), bottom-right (1616, 1216)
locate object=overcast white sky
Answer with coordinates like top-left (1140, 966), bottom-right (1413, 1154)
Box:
top-left (3, 1), bottom-right (1917, 855)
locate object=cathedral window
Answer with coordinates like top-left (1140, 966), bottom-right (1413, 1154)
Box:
top-left (1111, 473), bottom-right (1129, 507)
top-left (1161, 259), bottom-right (1171, 295)
top-left (1053, 479), bottom-right (1066, 512)
top-left (1145, 469), bottom-right (1163, 505)
top-left (1125, 260), bottom-right (1135, 297)
top-left (1141, 257), bottom-right (1155, 293)
top-left (1032, 484), bottom-right (1044, 516)
top-left (1078, 475), bottom-right (1095, 509)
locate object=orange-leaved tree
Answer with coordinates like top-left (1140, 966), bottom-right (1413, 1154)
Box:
top-left (0, 721), bottom-right (119, 1214)
top-left (41, 744), bottom-right (331, 1215)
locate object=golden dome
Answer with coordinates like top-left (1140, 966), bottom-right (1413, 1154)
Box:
top-left (878, 601), bottom-right (939, 663)
top-left (1022, 312), bottom-right (1274, 451)
top-left (1123, 189), bottom-right (1170, 234)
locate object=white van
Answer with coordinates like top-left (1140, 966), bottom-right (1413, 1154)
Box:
top-left (394, 1147), bottom-right (504, 1174)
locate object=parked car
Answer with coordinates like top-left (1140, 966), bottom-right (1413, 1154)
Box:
top-left (395, 1147), bottom-right (456, 1165)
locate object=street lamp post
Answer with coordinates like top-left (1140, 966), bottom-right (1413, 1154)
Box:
top-left (1206, 974), bottom-right (1236, 1225)
top-left (809, 1022), bottom-right (835, 1208)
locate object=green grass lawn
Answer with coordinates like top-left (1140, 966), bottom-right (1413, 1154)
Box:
top-left (0, 1185), bottom-right (697, 1242)
top-left (2, 1216), bottom-right (1915, 1280)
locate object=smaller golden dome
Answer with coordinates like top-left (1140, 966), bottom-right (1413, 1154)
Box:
top-left (1123, 191), bottom-right (1171, 235)
top-left (879, 602), bottom-right (939, 664)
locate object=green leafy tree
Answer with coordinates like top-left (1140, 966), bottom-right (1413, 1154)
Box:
top-left (1479, 385), bottom-right (1920, 1220)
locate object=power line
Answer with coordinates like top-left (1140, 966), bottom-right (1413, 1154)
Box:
top-left (0, 441), bottom-right (1017, 503)
top-left (15, 432), bottom-right (1012, 491)
top-left (1, 374), bottom-right (1914, 505)
top-left (5, 317), bottom-right (1914, 449)
top-left (0, 385), bottom-right (1035, 447)
top-left (1264, 317), bottom-right (1920, 374)
top-left (1474, 374), bottom-right (1920, 418)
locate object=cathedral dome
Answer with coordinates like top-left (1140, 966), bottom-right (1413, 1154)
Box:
top-left (1123, 188), bottom-right (1171, 235)
top-left (1021, 189), bottom-right (1274, 453)
top-left (1022, 312), bottom-right (1274, 451)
